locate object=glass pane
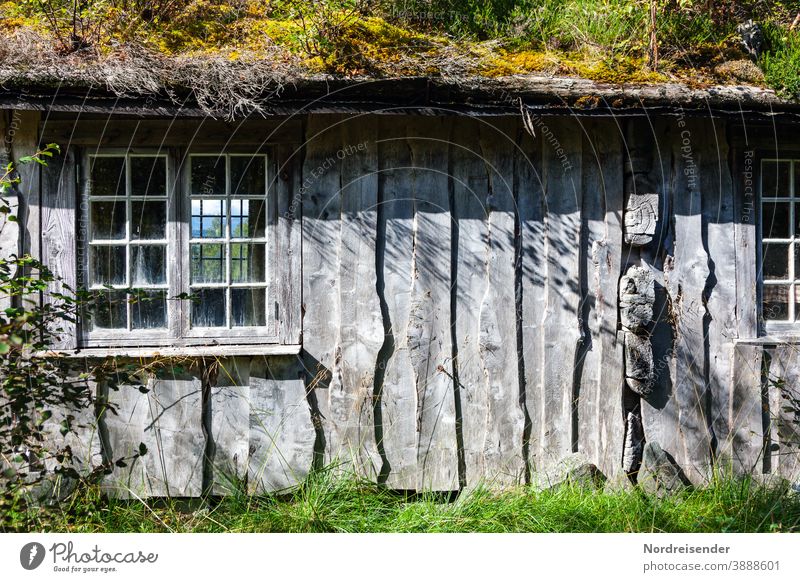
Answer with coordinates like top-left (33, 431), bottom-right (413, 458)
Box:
top-left (230, 156), bottom-right (266, 195)
top-left (231, 243), bottom-right (266, 283)
top-left (762, 161), bottom-right (791, 198)
top-left (90, 246), bottom-right (126, 286)
top-left (131, 290), bottom-right (167, 330)
top-left (763, 285), bottom-right (790, 321)
top-left (230, 199), bottom-right (266, 238)
top-left (191, 243), bottom-right (225, 283)
top-left (232, 288), bottom-right (266, 327)
top-left (762, 202), bottom-right (790, 239)
top-left (191, 288), bottom-right (226, 327)
top-left (90, 157), bottom-right (126, 197)
top-left (90, 201), bottom-right (126, 240)
top-left (191, 199), bottom-right (226, 238)
top-left (191, 156), bottom-right (226, 195)
top-left (131, 157), bottom-right (167, 197)
top-left (762, 243), bottom-right (790, 280)
top-left (91, 290), bottom-right (127, 329)
top-left (131, 245), bottom-right (166, 285)
top-left (131, 200), bottom-right (166, 240)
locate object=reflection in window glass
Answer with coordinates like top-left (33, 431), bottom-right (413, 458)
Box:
top-left (762, 159), bottom-right (800, 322)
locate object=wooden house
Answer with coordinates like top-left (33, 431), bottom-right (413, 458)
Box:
top-left (1, 74), bottom-right (799, 497)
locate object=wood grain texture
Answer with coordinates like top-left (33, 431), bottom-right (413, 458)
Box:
top-left (407, 116), bottom-right (459, 490)
top-left (476, 117), bottom-right (526, 485)
top-left (664, 118), bottom-right (713, 484)
top-left (103, 370), bottom-right (204, 498)
top-left (450, 117), bottom-right (490, 487)
top-left (274, 144), bottom-right (303, 344)
top-left (577, 118), bottom-right (625, 478)
top-left (517, 124), bottom-right (546, 474)
top-left (540, 117), bottom-right (583, 466)
top-left (327, 116), bottom-right (383, 477)
top-left (730, 344), bottom-right (766, 474)
top-left (300, 114), bottom-right (345, 467)
top-left (248, 356), bottom-right (316, 493)
top-left (209, 357), bottom-right (250, 494)
top-left (376, 116), bottom-right (418, 489)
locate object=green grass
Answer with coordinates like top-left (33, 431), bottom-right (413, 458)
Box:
top-left (5, 471), bottom-right (800, 533)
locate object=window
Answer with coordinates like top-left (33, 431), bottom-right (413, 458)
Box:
top-left (760, 159), bottom-right (800, 327)
top-left (79, 149), bottom-right (299, 351)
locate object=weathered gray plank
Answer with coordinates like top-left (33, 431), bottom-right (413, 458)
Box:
top-left (326, 116), bottom-right (383, 477)
top-left (477, 117), bottom-right (525, 485)
top-left (700, 120), bottom-right (739, 473)
top-left (664, 118), bottom-right (713, 483)
top-left (9, 110), bottom-right (41, 261)
top-left (275, 145), bottom-right (303, 344)
top-left (451, 116), bottom-right (489, 487)
top-left (40, 146), bottom-right (77, 350)
top-left (577, 118), bottom-right (625, 478)
top-left (730, 344), bottom-right (766, 474)
top-left (376, 116), bottom-right (418, 489)
top-left (103, 369), bottom-right (204, 498)
top-left (518, 123), bottom-right (546, 474)
top-left (248, 356), bottom-right (316, 493)
top-left (407, 116), bottom-right (459, 490)
top-left (540, 117), bottom-right (583, 466)
top-left (209, 357), bottom-right (250, 494)
top-left (764, 345), bottom-right (800, 482)
top-left (300, 114), bottom-right (344, 468)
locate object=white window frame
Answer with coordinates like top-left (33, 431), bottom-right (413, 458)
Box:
top-left (77, 147), bottom-right (287, 349)
top-left (759, 157), bottom-right (800, 335)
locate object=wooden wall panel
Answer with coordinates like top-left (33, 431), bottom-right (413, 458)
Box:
top-left (209, 357), bottom-right (250, 495)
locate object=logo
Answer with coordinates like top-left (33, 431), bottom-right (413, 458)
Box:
top-left (20, 542), bottom-right (46, 570)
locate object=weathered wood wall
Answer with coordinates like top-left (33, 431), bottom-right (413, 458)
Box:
top-left (4, 110), bottom-right (800, 497)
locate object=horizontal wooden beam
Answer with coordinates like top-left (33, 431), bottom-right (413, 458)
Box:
top-left (40, 344), bottom-right (302, 358)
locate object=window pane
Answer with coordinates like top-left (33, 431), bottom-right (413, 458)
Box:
top-left (90, 157), bottom-right (126, 197)
top-left (230, 156), bottom-right (266, 195)
top-left (762, 201), bottom-right (790, 239)
top-left (90, 201), bottom-right (126, 240)
top-left (191, 288), bottom-right (226, 327)
top-left (131, 200), bottom-right (166, 240)
top-left (762, 161), bottom-right (791, 198)
top-left (231, 243), bottom-right (266, 283)
top-left (191, 157), bottom-right (226, 195)
top-left (232, 288), bottom-right (265, 327)
top-left (91, 246), bottom-right (126, 286)
top-left (191, 243), bottom-right (225, 283)
top-left (191, 199), bottom-right (226, 238)
top-left (763, 285), bottom-right (790, 321)
top-left (230, 199), bottom-right (266, 238)
top-left (131, 245), bottom-right (166, 285)
top-left (762, 243), bottom-right (790, 280)
top-left (131, 157), bottom-right (167, 197)
top-left (91, 290), bottom-right (127, 329)
top-left (131, 290), bottom-right (167, 330)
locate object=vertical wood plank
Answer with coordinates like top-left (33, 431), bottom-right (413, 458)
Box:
top-left (540, 117), bottom-right (583, 466)
top-left (209, 357), bottom-right (250, 494)
top-left (451, 116), bottom-right (489, 487)
top-left (300, 114), bottom-right (344, 468)
top-left (407, 116), bottom-right (459, 490)
top-left (376, 116), bottom-right (418, 489)
top-left (275, 144), bottom-right (303, 344)
top-left (731, 344), bottom-right (766, 474)
top-left (665, 118), bottom-right (713, 483)
top-left (577, 119), bottom-right (626, 478)
top-left (248, 356), bottom-right (316, 493)
top-left (477, 117), bottom-right (526, 485)
top-left (327, 115), bottom-right (383, 477)
top-left (518, 122), bottom-right (546, 473)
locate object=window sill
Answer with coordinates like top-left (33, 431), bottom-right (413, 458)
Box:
top-left (40, 344), bottom-right (302, 358)
top-left (734, 337), bottom-right (800, 346)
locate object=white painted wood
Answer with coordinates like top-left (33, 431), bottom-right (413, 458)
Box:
top-left (477, 117), bottom-right (525, 485)
top-left (376, 116), bottom-right (418, 489)
top-left (407, 116), bottom-right (459, 490)
top-left (248, 356), bottom-right (316, 492)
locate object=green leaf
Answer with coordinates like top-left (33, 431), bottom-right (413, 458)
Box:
top-left (138, 442), bottom-right (148, 456)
